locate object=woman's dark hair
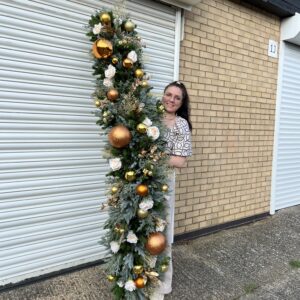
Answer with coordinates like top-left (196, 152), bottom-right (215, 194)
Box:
top-left (164, 81), bottom-right (192, 131)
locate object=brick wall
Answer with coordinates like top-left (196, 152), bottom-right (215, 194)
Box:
top-left (174, 0), bottom-right (280, 235)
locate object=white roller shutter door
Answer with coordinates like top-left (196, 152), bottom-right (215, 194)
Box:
top-left (272, 42), bottom-right (300, 211)
top-left (0, 0), bottom-right (177, 286)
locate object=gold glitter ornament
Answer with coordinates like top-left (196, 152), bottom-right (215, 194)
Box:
top-left (111, 186), bottom-right (118, 194)
top-left (124, 20), bottom-right (135, 32)
top-left (133, 265), bottom-right (144, 275)
top-left (123, 58), bottom-right (133, 69)
top-left (93, 38), bottom-right (113, 59)
top-left (137, 208), bottom-right (149, 219)
top-left (136, 123), bottom-right (147, 134)
top-left (100, 13), bottom-right (111, 25)
top-left (161, 184), bottom-right (169, 192)
top-left (112, 57), bottom-right (118, 64)
top-left (141, 80), bottom-right (148, 87)
top-left (135, 69), bottom-right (144, 79)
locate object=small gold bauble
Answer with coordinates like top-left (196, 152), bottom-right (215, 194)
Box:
top-left (136, 123), bottom-right (147, 134)
top-left (112, 57), bottom-right (118, 64)
top-left (107, 275), bottom-right (116, 282)
top-left (134, 277), bottom-right (145, 289)
top-left (93, 38), bottom-right (113, 59)
top-left (160, 264), bottom-right (168, 272)
top-left (124, 20), bottom-right (135, 32)
top-left (141, 80), bottom-right (148, 87)
top-left (111, 186), bottom-right (118, 194)
top-left (108, 125), bottom-right (131, 148)
top-left (100, 13), bottom-right (111, 25)
top-left (137, 208), bottom-right (149, 219)
top-left (145, 232), bottom-right (167, 255)
top-left (118, 228), bottom-right (125, 234)
top-left (147, 171), bottom-right (153, 177)
top-left (102, 111), bottom-right (108, 117)
top-left (125, 170), bottom-right (136, 182)
top-left (161, 184), bottom-right (169, 192)
top-left (133, 265), bottom-right (144, 275)
top-left (136, 184), bottom-right (149, 197)
top-left (158, 104), bottom-right (165, 113)
top-left (123, 58), bottom-right (133, 69)
top-left (107, 88), bottom-right (119, 101)
top-left (135, 69), bottom-right (144, 79)
top-left (94, 99), bottom-right (101, 107)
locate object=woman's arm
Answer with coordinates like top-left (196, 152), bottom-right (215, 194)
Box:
top-left (168, 155), bottom-right (187, 168)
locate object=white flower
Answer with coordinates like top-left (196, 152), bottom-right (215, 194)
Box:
top-left (139, 197), bottom-right (154, 211)
top-left (156, 218), bottom-right (167, 232)
top-left (110, 241), bottom-right (120, 253)
top-left (103, 78), bottom-right (113, 87)
top-left (142, 117), bottom-right (152, 127)
top-left (147, 126), bottom-right (160, 141)
top-left (105, 64), bottom-right (116, 79)
top-left (92, 23), bottom-right (102, 35)
top-left (117, 280), bottom-right (124, 287)
top-left (127, 50), bottom-right (137, 63)
top-left (125, 279), bottom-right (136, 291)
top-left (109, 158), bottom-right (122, 171)
top-left (127, 230), bottom-right (138, 244)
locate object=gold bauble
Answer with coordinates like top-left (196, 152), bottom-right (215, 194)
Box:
top-left (161, 184), bottom-right (169, 192)
top-left (118, 228), bottom-right (125, 234)
top-left (100, 13), bottom-right (111, 25)
top-left (145, 232), bottom-right (167, 255)
top-left (136, 184), bottom-right (149, 197)
top-left (133, 265), bottom-right (144, 275)
top-left (158, 104), bottom-right (165, 113)
top-left (112, 57), bottom-right (118, 64)
top-left (137, 208), bottom-right (149, 219)
top-left (107, 88), bottom-right (119, 102)
top-left (94, 99), bottom-right (101, 107)
top-left (136, 123), bottom-right (147, 134)
top-left (147, 171), bottom-right (153, 177)
top-left (135, 69), bottom-right (144, 79)
top-left (111, 186), bottom-right (118, 194)
top-left (134, 277), bottom-right (145, 289)
top-left (141, 80), bottom-right (148, 87)
top-left (107, 275), bottom-right (116, 282)
top-left (125, 170), bottom-right (136, 182)
top-left (108, 125), bottom-right (131, 148)
top-left (93, 39), bottom-right (113, 59)
top-left (123, 58), bottom-right (133, 69)
top-left (160, 264), bottom-right (168, 272)
top-left (102, 111), bottom-right (108, 117)
top-left (124, 20), bottom-right (135, 32)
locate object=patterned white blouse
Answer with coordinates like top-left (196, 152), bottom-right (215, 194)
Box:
top-left (164, 116), bottom-right (192, 157)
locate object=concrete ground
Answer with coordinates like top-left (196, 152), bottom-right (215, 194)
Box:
top-left (0, 205), bottom-right (299, 300)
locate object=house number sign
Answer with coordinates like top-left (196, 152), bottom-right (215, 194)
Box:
top-left (268, 40), bottom-right (278, 58)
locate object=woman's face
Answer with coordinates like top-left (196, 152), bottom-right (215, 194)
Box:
top-left (162, 86), bottom-right (183, 114)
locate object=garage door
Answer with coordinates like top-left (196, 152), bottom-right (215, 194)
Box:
top-left (272, 42), bottom-right (300, 211)
top-left (0, 0), bottom-right (178, 286)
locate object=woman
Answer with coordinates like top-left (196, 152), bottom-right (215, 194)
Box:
top-left (151, 81), bottom-right (192, 299)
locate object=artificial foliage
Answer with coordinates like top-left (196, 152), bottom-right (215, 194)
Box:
top-left (87, 7), bottom-right (170, 300)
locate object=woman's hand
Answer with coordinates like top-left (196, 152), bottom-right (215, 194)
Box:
top-left (168, 155), bottom-right (187, 168)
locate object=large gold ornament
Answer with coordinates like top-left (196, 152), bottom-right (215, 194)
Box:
top-left (133, 265), bottom-right (144, 275)
top-left (123, 58), bottom-right (133, 69)
top-left (107, 275), bottom-right (116, 282)
top-left (137, 208), bottom-right (149, 219)
top-left (125, 170), bottom-right (136, 182)
top-left (136, 123), bottom-right (147, 134)
top-left (108, 125), bottom-right (131, 148)
top-left (136, 184), bottom-right (149, 197)
top-left (124, 20), bottom-right (135, 32)
top-left (145, 232), bottom-right (167, 255)
top-left (134, 277), bottom-right (146, 289)
top-left (161, 184), bottom-right (169, 192)
top-left (92, 39), bottom-right (113, 59)
top-left (107, 88), bottom-right (119, 101)
top-left (135, 69), bottom-right (144, 79)
top-left (100, 13), bottom-right (111, 25)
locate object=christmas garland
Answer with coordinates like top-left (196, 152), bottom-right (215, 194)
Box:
top-left (87, 8), bottom-right (170, 300)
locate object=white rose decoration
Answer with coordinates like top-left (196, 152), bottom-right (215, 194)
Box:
top-left (147, 126), bottom-right (160, 141)
top-left (103, 78), bottom-right (113, 87)
top-left (126, 230), bottom-right (138, 244)
top-left (142, 117), bottom-right (152, 127)
top-left (125, 280), bottom-right (136, 292)
top-left (92, 23), bottom-right (102, 35)
top-left (139, 197), bottom-right (154, 211)
top-left (156, 218), bottom-right (167, 232)
top-left (105, 64), bottom-right (116, 79)
top-left (109, 158), bottom-right (122, 171)
top-left (110, 241), bottom-right (120, 253)
top-left (127, 50), bottom-right (137, 63)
